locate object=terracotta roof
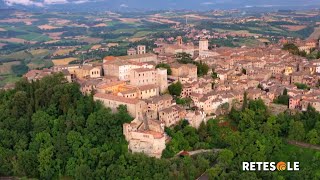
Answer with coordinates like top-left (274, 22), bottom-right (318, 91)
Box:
top-left (94, 93), bottom-right (140, 104)
top-left (96, 81), bottom-right (125, 89)
top-left (142, 130), bottom-right (164, 139)
top-left (138, 84), bottom-right (159, 91)
top-left (145, 94), bottom-right (172, 103)
top-left (103, 56), bottom-right (116, 61)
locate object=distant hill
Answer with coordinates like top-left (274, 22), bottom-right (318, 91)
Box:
top-left (1, 0), bottom-right (320, 12)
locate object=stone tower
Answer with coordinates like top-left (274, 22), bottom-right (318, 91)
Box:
top-left (157, 68), bottom-right (168, 93)
top-left (199, 38), bottom-right (209, 51)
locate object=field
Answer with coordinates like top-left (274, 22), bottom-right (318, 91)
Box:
top-left (0, 51), bottom-right (33, 61)
top-left (0, 18), bottom-right (38, 25)
top-left (0, 74), bottom-right (21, 87)
top-left (78, 37), bottom-right (103, 44)
top-left (308, 27), bottom-right (320, 40)
top-left (281, 25), bottom-right (308, 31)
top-left (38, 24), bottom-right (59, 30)
top-left (0, 61), bottom-right (20, 74)
top-left (0, 38), bottom-right (26, 43)
top-left (46, 32), bottom-right (64, 40)
top-left (91, 45), bottom-right (101, 50)
top-left (17, 32), bottom-right (51, 42)
top-left (93, 23), bottom-right (107, 27)
top-left (118, 18), bottom-right (141, 23)
top-left (53, 48), bottom-right (76, 56)
top-left (52, 57), bottom-right (78, 65)
top-left (0, 43), bottom-right (6, 48)
top-left (30, 49), bottom-right (51, 56)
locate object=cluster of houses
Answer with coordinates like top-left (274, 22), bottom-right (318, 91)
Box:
top-left (23, 35), bottom-right (320, 158)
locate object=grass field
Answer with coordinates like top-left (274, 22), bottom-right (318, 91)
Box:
top-left (53, 48), bottom-right (76, 56)
top-left (17, 32), bottom-right (51, 42)
top-left (30, 49), bottom-right (51, 56)
top-left (28, 60), bottom-right (53, 69)
top-left (0, 51), bottom-right (33, 61)
top-left (0, 61), bottom-right (20, 74)
top-left (133, 31), bottom-right (153, 38)
top-left (0, 74), bottom-right (21, 87)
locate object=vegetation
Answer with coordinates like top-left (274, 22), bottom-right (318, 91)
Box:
top-left (165, 99), bottom-right (320, 179)
top-left (273, 88), bottom-right (289, 106)
top-left (175, 52), bottom-right (209, 77)
top-left (282, 43), bottom-right (320, 59)
top-left (168, 81), bottom-right (182, 96)
top-left (176, 97), bottom-right (192, 108)
top-left (156, 63), bottom-right (172, 75)
top-left (0, 74), bottom-right (216, 179)
top-left (295, 83), bottom-right (310, 90)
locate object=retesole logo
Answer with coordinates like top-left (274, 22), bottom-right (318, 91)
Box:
top-left (242, 162), bottom-right (299, 171)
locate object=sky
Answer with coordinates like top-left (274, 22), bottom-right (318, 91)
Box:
top-left (1, 0), bottom-right (320, 10)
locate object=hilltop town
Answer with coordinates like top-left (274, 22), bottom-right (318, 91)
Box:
top-left (20, 34), bottom-right (320, 158)
top-left (2, 5), bottom-right (320, 180)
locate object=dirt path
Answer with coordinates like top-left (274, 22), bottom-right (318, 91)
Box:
top-left (286, 139), bottom-right (320, 151)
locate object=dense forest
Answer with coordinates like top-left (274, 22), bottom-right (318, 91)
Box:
top-left (0, 74), bottom-right (215, 179)
top-left (164, 99), bottom-right (320, 179)
top-left (1, 74), bottom-right (320, 179)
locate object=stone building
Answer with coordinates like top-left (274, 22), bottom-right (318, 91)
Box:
top-left (123, 118), bottom-right (166, 158)
top-left (170, 63), bottom-right (197, 79)
top-left (94, 93), bottom-right (146, 118)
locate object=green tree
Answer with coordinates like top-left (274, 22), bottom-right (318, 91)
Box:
top-left (175, 52), bottom-right (193, 64)
top-left (196, 61), bottom-right (209, 77)
top-left (168, 81), bottom-right (182, 96)
top-left (156, 63), bottom-right (172, 75)
top-left (288, 120), bottom-right (305, 141)
top-left (306, 129), bottom-right (319, 145)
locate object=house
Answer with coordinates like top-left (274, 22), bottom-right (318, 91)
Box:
top-left (116, 53), bottom-right (158, 63)
top-left (123, 118), bottom-right (166, 158)
top-left (145, 94), bottom-right (173, 119)
top-left (94, 93), bottom-right (146, 118)
top-left (137, 84), bottom-right (159, 99)
top-left (129, 68), bottom-right (158, 86)
top-left (79, 79), bottom-right (102, 95)
top-left (170, 63), bottom-right (197, 79)
top-left (159, 105), bottom-right (186, 127)
top-left (96, 81), bottom-right (126, 94)
top-left (185, 110), bottom-right (206, 129)
top-left (24, 69), bottom-right (53, 82)
top-left (103, 60), bottom-right (153, 81)
top-left (68, 65), bottom-right (102, 79)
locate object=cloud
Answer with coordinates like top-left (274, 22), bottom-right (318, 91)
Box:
top-left (4, 0), bottom-right (77, 6)
top-left (72, 0), bottom-right (88, 4)
top-left (201, 2), bottom-right (214, 5)
top-left (44, 0), bottom-right (68, 4)
top-left (120, 3), bottom-right (128, 8)
top-left (5, 0), bottom-right (44, 6)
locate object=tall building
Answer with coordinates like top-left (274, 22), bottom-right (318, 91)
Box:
top-left (129, 68), bottom-right (157, 86)
top-left (199, 38), bottom-right (209, 51)
top-left (137, 45), bottom-right (146, 54)
top-left (156, 68), bottom-right (168, 93)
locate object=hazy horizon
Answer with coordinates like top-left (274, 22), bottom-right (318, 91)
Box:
top-left (1, 0), bottom-right (320, 12)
